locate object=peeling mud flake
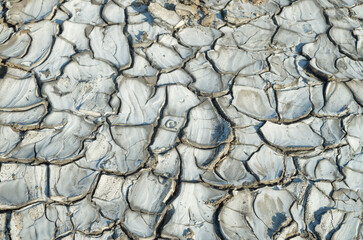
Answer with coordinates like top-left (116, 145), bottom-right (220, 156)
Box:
top-left (10, 203), bottom-right (56, 240)
top-left (0, 31), bottom-right (31, 59)
top-left (162, 182), bottom-right (228, 240)
top-left (89, 25), bottom-right (131, 69)
top-left (183, 99), bottom-right (232, 148)
top-left (178, 26), bottom-right (221, 47)
top-left (5, 0), bottom-right (58, 25)
top-left (148, 2), bottom-right (181, 26)
top-left (146, 43), bottom-right (184, 70)
top-left (247, 145), bottom-right (285, 183)
top-left (232, 85), bottom-right (278, 120)
top-left (102, 0), bottom-right (125, 24)
top-left (276, 86), bottom-right (312, 122)
top-left (261, 121), bottom-right (324, 150)
top-left (0, 164), bottom-right (47, 209)
top-left (1, 0), bottom-right (363, 239)
top-left (61, 0), bottom-right (105, 25)
top-left (49, 162), bottom-right (99, 202)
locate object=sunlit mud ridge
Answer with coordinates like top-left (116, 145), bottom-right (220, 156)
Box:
top-left (0, 0), bottom-right (362, 239)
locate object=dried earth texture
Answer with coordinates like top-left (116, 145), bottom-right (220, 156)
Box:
top-left (0, 0), bottom-right (362, 239)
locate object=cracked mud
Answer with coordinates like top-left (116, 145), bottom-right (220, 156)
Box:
top-left (0, 0), bottom-right (362, 239)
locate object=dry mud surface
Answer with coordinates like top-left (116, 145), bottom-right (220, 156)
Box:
top-left (0, 0), bottom-right (362, 239)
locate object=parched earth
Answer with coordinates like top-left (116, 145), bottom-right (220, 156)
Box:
top-left (0, 0), bottom-right (362, 239)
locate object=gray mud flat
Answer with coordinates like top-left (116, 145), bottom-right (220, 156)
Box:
top-left (0, 0), bottom-right (362, 239)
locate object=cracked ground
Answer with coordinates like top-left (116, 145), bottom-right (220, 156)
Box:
top-left (0, 0), bottom-right (362, 239)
